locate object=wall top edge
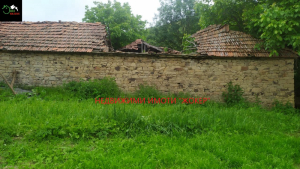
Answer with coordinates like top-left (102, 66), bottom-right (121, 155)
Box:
top-left (0, 50), bottom-right (297, 60)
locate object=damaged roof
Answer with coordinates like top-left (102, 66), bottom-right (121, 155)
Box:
top-left (192, 24), bottom-right (298, 57)
top-left (119, 39), bottom-right (163, 53)
top-left (0, 21), bottom-right (110, 52)
top-left (158, 47), bottom-right (182, 54)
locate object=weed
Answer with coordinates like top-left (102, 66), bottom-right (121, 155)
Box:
top-left (222, 81), bottom-right (245, 106)
top-left (134, 84), bottom-right (162, 99)
top-left (254, 93), bottom-right (262, 106)
top-left (63, 77), bottom-right (121, 100)
top-left (272, 100), bottom-right (298, 114)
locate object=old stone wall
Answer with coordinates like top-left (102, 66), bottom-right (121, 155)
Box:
top-left (0, 51), bottom-right (295, 107)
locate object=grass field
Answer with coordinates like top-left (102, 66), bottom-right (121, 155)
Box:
top-left (0, 80), bottom-right (300, 168)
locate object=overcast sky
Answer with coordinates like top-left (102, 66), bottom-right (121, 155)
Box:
top-left (23, 0), bottom-right (161, 27)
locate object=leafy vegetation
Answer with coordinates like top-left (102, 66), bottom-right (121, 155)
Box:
top-left (146, 0), bottom-right (200, 51)
top-left (182, 34), bottom-right (197, 54)
top-left (82, 0), bottom-right (146, 50)
top-left (81, 0), bottom-right (299, 54)
top-left (272, 100), bottom-right (297, 115)
top-left (0, 80), bottom-right (300, 168)
top-left (194, 0), bottom-right (258, 32)
top-left (222, 81), bottom-right (245, 106)
top-left (63, 77), bottom-right (121, 100)
top-left (195, 0), bottom-right (300, 56)
top-left (134, 84), bottom-right (163, 99)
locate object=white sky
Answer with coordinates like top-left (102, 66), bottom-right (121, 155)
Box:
top-left (23, 0), bottom-right (161, 27)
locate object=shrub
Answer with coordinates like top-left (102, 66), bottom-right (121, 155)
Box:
top-left (134, 84), bottom-right (162, 99)
top-left (222, 81), bottom-right (245, 106)
top-left (272, 100), bottom-right (298, 114)
top-left (63, 77), bottom-right (121, 99)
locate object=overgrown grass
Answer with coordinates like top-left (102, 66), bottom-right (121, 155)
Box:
top-left (63, 77), bottom-right (121, 99)
top-left (0, 80), bottom-right (300, 168)
top-left (1, 99), bottom-right (300, 140)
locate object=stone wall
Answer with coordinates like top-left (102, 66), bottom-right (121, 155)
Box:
top-left (0, 51), bottom-right (295, 107)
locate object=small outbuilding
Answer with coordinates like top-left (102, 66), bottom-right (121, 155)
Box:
top-left (0, 21), bottom-right (111, 52)
top-left (118, 39), bottom-right (163, 53)
top-left (191, 24), bottom-right (297, 57)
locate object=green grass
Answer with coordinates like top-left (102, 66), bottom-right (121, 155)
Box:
top-left (0, 83), bottom-right (300, 168)
top-left (2, 134), bottom-right (299, 168)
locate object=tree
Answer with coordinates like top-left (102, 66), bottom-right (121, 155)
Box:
top-left (147, 0), bottom-right (200, 51)
top-left (244, 0), bottom-right (300, 56)
top-left (195, 0), bottom-right (300, 56)
top-left (195, 0), bottom-right (259, 32)
top-left (82, 0), bottom-right (146, 50)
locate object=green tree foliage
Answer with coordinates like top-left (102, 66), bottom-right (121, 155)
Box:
top-left (195, 0), bottom-right (300, 56)
top-left (182, 34), bottom-right (196, 54)
top-left (147, 0), bottom-right (200, 51)
top-left (195, 0), bottom-right (258, 32)
top-left (244, 0), bottom-right (300, 56)
top-left (82, 0), bottom-right (146, 50)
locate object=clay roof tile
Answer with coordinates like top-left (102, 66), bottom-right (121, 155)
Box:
top-left (192, 24), bottom-right (298, 57)
top-left (0, 21), bottom-right (110, 53)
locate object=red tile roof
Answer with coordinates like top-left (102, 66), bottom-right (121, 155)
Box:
top-left (119, 39), bottom-right (142, 51)
top-left (0, 21), bottom-right (110, 52)
top-left (192, 24), bottom-right (298, 57)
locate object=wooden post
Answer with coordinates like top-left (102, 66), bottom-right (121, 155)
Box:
top-left (0, 72), bottom-right (17, 95)
top-left (141, 43), bottom-right (144, 53)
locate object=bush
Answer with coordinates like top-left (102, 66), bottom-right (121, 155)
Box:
top-left (134, 84), bottom-right (162, 99)
top-left (63, 77), bottom-right (121, 99)
top-left (272, 100), bottom-right (298, 114)
top-left (222, 81), bottom-right (245, 106)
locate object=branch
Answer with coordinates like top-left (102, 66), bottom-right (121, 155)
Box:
top-left (0, 72), bottom-right (16, 95)
top-left (186, 40), bottom-right (197, 47)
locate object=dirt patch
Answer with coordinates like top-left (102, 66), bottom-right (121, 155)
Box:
top-left (0, 87), bottom-right (32, 95)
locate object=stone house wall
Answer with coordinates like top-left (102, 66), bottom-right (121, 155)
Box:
top-left (0, 51), bottom-right (295, 107)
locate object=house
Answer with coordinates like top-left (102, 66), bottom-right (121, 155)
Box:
top-left (190, 24), bottom-right (298, 107)
top-left (0, 22), bottom-right (297, 107)
top-left (0, 21), bottom-right (111, 52)
top-left (191, 24), bottom-right (297, 57)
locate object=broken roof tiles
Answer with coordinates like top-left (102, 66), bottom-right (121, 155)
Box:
top-left (0, 21), bottom-right (110, 53)
top-left (119, 39), bottom-right (182, 54)
top-left (191, 24), bottom-right (298, 57)
top-left (119, 39), bottom-right (163, 53)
